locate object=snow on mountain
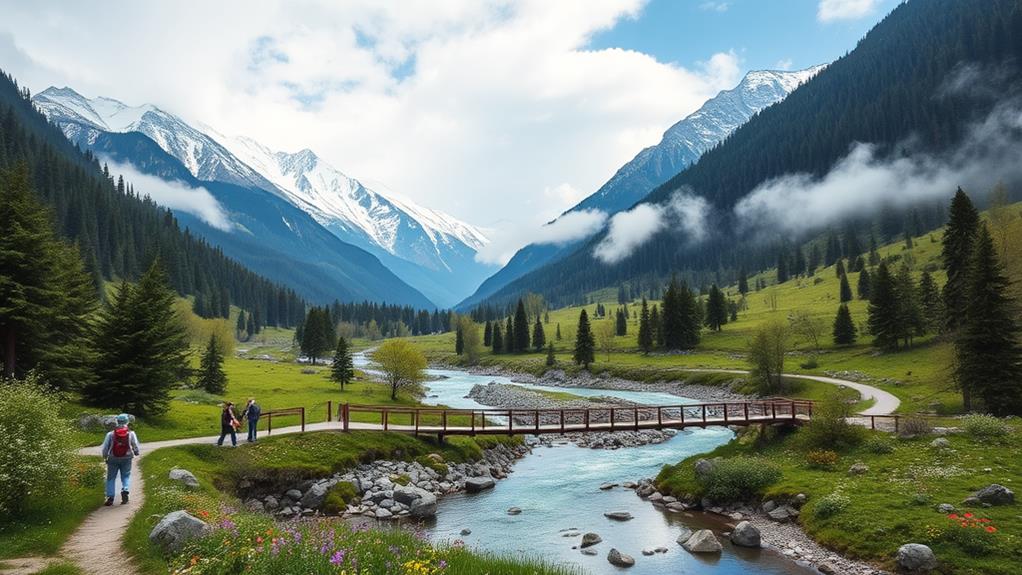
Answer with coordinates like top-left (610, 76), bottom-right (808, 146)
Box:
top-left (33, 87), bottom-right (277, 191)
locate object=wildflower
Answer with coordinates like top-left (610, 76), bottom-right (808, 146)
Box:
top-left (330, 550), bottom-right (346, 566)
top-left (986, 526), bottom-right (997, 533)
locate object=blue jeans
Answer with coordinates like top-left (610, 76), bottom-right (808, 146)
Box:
top-left (106, 458), bottom-right (132, 497)
top-left (218, 426), bottom-right (237, 446)
top-left (247, 418), bottom-right (258, 442)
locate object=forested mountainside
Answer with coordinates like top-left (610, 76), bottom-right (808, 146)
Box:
top-left (0, 70), bottom-right (307, 327)
top-left (476, 0), bottom-right (1022, 309)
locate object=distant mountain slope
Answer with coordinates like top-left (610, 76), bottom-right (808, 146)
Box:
top-left (458, 65), bottom-right (822, 310)
top-left (476, 0), bottom-right (1022, 309)
top-left (33, 87), bottom-right (494, 307)
top-left (34, 91), bottom-right (435, 308)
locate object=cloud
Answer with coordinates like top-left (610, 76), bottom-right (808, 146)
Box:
top-left (775, 58), bottom-right (794, 71)
top-left (593, 191), bottom-right (709, 264)
top-left (817, 0), bottom-right (877, 22)
top-left (733, 100), bottom-right (1022, 234)
top-left (104, 159), bottom-right (234, 231)
top-left (699, 2), bottom-right (730, 12)
top-left (0, 0), bottom-right (743, 236)
top-left (475, 209), bottom-right (608, 265)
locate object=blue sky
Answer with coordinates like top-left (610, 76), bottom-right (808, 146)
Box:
top-left (592, 0), bottom-right (898, 73)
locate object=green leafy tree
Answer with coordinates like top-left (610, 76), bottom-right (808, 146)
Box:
top-left (197, 333), bottom-right (228, 394)
top-left (86, 260), bottom-right (189, 415)
top-left (833, 304), bottom-right (857, 346)
top-left (868, 262), bottom-right (900, 351)
top-left (942, 188), bottom-right (979, 333)
top-left (372, 339), bottom-right (426, 401)
top-left (956, 225), bottom-right (1022, 415)
top-left (330, 336), bottom-right (354, 390)
top-left (748, 321), bottom-right (788, 395)
top-left (573, 309), bottom-right (595, 369)
top-left (458, 317), bottom-right (482, 364)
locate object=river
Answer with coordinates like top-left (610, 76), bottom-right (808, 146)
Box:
top-left (355, 357), bottom-right (818, 574)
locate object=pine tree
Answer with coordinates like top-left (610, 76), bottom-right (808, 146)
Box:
top-left (857, 267), bottom-right (872, 300)
top-left (651, 305), bottom-right (664, 348)
top-left (246, 314), bottom-right (256, 341)
top-left (504, 317), bottom-right (515, 354)
top-left (807, 245), bottom-right (820, 276)
top-left (776, 252), bottom-right (789, 283)
top-left (825, 231), bottom-right (842, 267)
top-left (86, 260), bottom-right (189, 415)
top-left (678, 282), bottom-right (702, 348)
top-left (330, 336), bottom-right (354, 390)
top-left (793, 247), bottom-right (806, 277)
top-left (868, 234), bottom-right (881, 266)
top-left (942, 188), bottom-right (980, 333)
top-left (491, 322), bottom-right (503, 354)
top-left (455, 324), bottom-right (464, 355)
top-left (836, 259), bottom-right (846, 278)
top-left (555, 323), bottom-right (562, 341)
top-left (513, 299), bottom-right (530, 353)
top-left (532, 318), bottom-right (546, 352)
top-left (895, 263), bottom-right (923, 347)
top-left (545, 342), bottom-right (556, 366)
top-left (956, 225), bottom-right (1022, 415)
top-left (197, 334), bottom-right (228, 394)
top-left (868, 262), bottom-right (900, 351)
top-left (483, 320), bottom-right (493, 347)
top-left (844, 224), bottom-right (862, 261)
top-left (236, 310), bottom-right (247, 339)
top-left (615, 308), bottom-right (627, 336)
top-left (839, 272), bottom-right (853, 303)
top-left (573, 309), bottom-right (595, 369)
top-left (833, 304), bottom-right (857, 345)
top-left (918, 270), bottom-right (943, 333)
top-left (737, 269), bottom-right (749, 296)
top-left (704, 285), bottom-right (728, 331)
top-left (637, 298), bottom-right (653, 354)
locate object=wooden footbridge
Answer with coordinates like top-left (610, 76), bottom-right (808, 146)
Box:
top-left (331, 399), bottom-right (814, 437)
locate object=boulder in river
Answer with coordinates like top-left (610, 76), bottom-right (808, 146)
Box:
top-left (730, 521), bottom-right (761, 548)
top-left (507, 507), bottom-right (522, 515)
top-left (464, 477), bottom-right (495, 493)
top-left (607, 548), bottom-right (635, 567)
top-left (682, 529), bottom-right (722, 554)
top-left (603, 511), bottom-right (633, 521)
top-left (675, 527), bottom-right (693, 545)
top-left (581, 533), bottom-right (602, 548)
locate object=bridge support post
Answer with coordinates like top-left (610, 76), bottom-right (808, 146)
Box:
top-left (327, 400), bottom-right (332, 423)
top-left (342, 403), bottom-right (350, 432)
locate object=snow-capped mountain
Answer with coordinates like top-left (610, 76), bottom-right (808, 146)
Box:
top-left (569, 65), bottom-right (826, 216)
top-left (459, 65), bottom-right (824, 309)
top-left (33, 86), bottom-right (495, 307)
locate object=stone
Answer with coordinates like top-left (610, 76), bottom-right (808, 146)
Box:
top-left (464, 477), bottom-right (495, 493)
top-left (975, 484), bottom-right (1014, 506)
top-left (675, 527), bottom-right (693, 545)
top-left (580, 533), bottom-right (602, 548)
top-left (300, 483), bottom-right (330, 509)
top-left (936, 503), bottom-right (955, 514)
top-left (149, 510), bottom-right (211, 554)
top-left (896, 543), bottom-right (938, 572)
top-left (285, 489), bottom-right (302, 501)
top-left (607, 548), bottom-right (635, 567)
top-left (507, 507), bottom-right (522, 515)
top-left (460, 528), bottom-right (471, 536)
top-left (818, 562), bottom-right (838, 575)
top-left (848, 462), bottom-right (869, 475)
top-left (682, 529), bottom-right (722, 554)
top-left (962, 496), bottom-right (982, 506)
top-left (694, 458), bottom-right (715, 480)
top-left (244, 499), bottom-right (264, 512)
top-left (580, 548), bottom-right (598, 556)
top-left (761, 500), bottom-right (777, 513)
top-left (77, 413), bottom-right (136, 431)
top-left (654, 547), bottom-right (668, 554)
top-left (622, 481), bottom-right (637, 489)
top-left (603, 511), bottom-right (633, 521)
top-left (930, 437), bottom-right (951, 449)
top-left (791, 493), bottom-right (807, 508)
top-left (767, 506), bottom-right (794, 522)
top-left (168, 468), bottom-right (199, 490)
top-left (599, 482), bottom-right (617, 490)
top-left (730, 521), bottom-right (761, 548)
top-left (375, 507), bottom-right (393, 519)
top-left (641, 548), bottom-right (655, 556)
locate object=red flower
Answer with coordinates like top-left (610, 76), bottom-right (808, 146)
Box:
top-left (948, 514), bottom-right (959, 519)
top-left (963, 512), bottom-right (973, 518)
top-left (986, 526), bottom-right (997, 533)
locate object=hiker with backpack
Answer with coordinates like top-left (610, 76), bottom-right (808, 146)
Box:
top-left (241, 397), bottom-right (261, 443)
top-left (217, 402), bottom-right (240, 447)
top-left (100, 413), bottom-right (140, 506)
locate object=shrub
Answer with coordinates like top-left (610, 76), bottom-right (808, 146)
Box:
top-left (813, 492), bottom-right (850, 519)
top-left (800, 356), bottom-right (819, 369)
top-left (415, 455), bottom-right (449, 477)
top-left (961, 414), bottom-right (1010, 439)
top-left (805, 449), bottom-right (839, 470)
top-left (697, 457), bottom-right (782, 502)
top-left (391, 474), bottom-right (411, 486)
top-left (898, 417), bottom-right (932, 437)
top-left (799, 396), bottom-right (866, 451)
top-left (0, 375), bottom-right (78, 515)
top-left (929, 513), bottom-right (1000, 554)
top-left (322, 481), bottom-right (358, 515)
top-left (864, 435), bottom-right (895, 454)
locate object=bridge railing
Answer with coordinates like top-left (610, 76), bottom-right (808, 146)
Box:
top-left (337, 399), bottom-right (813, 436)
top-left (262, 406), bottom-right (305, 434)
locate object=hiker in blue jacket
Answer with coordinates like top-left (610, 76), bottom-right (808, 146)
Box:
top-left (100, 413), bottom-right (141, 506)
top-left (242, 397), bottom-right (261, 443)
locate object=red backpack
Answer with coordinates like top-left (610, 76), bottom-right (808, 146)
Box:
top-left (111, 427), bottom-right (131, 457)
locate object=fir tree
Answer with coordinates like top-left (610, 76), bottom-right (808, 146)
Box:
top-left (844, 224), bottom-right (862, 261)
top-left (833, 304), bottom-right (857, 345)
top-left (737, 269), bottom-right (749, 296)
top-left (455, 324), bottom-right (464, 355)
top-left (236, 310), bottom-right (247, 339)
top-left (857, 267), bottom-right (872, 300)
top-left (573, 309), bottom-right (595, 369)
top-left (545, 342), bottom-right (556, 366)
top-left (504, 317), bottom-right (515, 354)
top-left (868, 234), bottom-right (881, 266)
top-left (246, 314), bottom-right (256, 339)
top-left (704, 285), bottom-right (728, 331)
top-left (513, 299), bottom-right (530, 353)
top-left (956, 225), bottom-right (1022, 415)
top-left (825, 231), bottom-right (841, 267)
top-left (555, 323), bottom-right (562, 340)
top-left (895, 263), bottom-right (923, 347)
top-left (650, 305), bottom-right (664, 348)
top-left (918, 270), bottom-right (943, 333)
top-left (483, 320), bottom-right (493, 347)
top-left (807, 244), bottom-right (820, 276)
top-left (532, 318), bottom-right (546, 352)
top-left (942, 188), bottom-right (980, 333)
top-left (776, 252), bottom-right (789, 283)
top-left (637, 298), bottom-right (653, 354)
top-left (839, 272), bottom-right (853, 303)
top-left (836, 259), bottom-right (846, 279)
top-left (197, 334), bottom-right (228, 394)
top-left (615, 308), bottom-right (627, 336)
top-left (491, 322), bottom-right (503, 354)
top-left (868, 262), bottom-right (900, 351)
top-left (330, 336), bottom-right (354, 390)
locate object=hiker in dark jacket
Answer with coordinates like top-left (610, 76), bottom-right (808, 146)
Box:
top-left (217, 402), bottom-right (239, 447)
top-left (100, 413), bottom-right (140, 506)
top-left (241, 398), bottom-right (261, 443)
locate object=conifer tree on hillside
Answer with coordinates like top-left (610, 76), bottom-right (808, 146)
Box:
top-left (868, 235), bottom-right (881, 266)
top-left (857, 267), bottom-right (872, 300)
top-left (504, 317), bottom-right (515, 354)
top-left (246, 314), bottom-right (256, 339)
top-left (197, 334), bottom-right (228, 394)
top-left (615, 308), bottom-right (627, 336)
top-left (807, 245), bottom-right (820, 276)
top-left (776, 253), bottom-right (789, 284)
top-left (573, 309), bottom-right (595, 369)
top-left (236, 310), bottom-right (247, 340)
top-left (513, 299), bottom-right (530, 353)
top-left (868, 262), bottom-right (900, 351)
top-left (895, 263), bottom-right (924, 347)
top-left (0, 165), bottom-right (96, 387)
top-left (942, 188), bottom-right (980, 333)
top-left (650, 305), bottom-right (664, 348)
top-left (455, 324), bottom-right (464, 355)
top-left (956, 225), bottom-right (1022, 415)
top-left (637, 298), bottom-right (653, 354)
top-left (836, 259), bottom-right (846, 279)
top-left (330, 336), bottom-right (354, 390)
top-left (833, 304), bottom-right (857, 346)
top-left (825, 232), bottom-right (841, 267)
top-left (545, 342), bottom-right (556, 367)
top-left (844, 224), bottom-right (862, 261)
top-left (555, 323), bottom-right (562, 341)
top-left (86, 260), bottom-right (189, 415)
top-left (738, 270), bottom-right (749, 296)
top-left (483, 320), bottom-right (492, 347)
top-left (704, 285), bottom-right (728, 331)
top-left (839, 272), bottom-right (853, 303)
top-left (532, 318), bottom-right (546, 352)
top-left (918, 270), bottom-right (943, 334)
top-left (491, 322), bottom-right (503, 354)
top-left (678, 282), bottom-right (702, 348)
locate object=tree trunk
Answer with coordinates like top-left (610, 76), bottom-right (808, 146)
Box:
top-left (1, 328), bottom-right (14, 378)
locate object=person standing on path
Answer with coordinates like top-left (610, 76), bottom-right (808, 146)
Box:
top-left (241, 397), bottom-right (261, 443)
top-left (100, 414), bottom-right (140, 506)
top-left (217, 402), bottom-right (240, 447)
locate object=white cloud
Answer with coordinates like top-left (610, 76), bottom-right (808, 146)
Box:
top-left (699, 2), bottom-right (730, 12)
top-left (817, 0), bottom-right (877, 22)
top-left (593, 190), bottom-right (709, 264)
top-left (105, 159), bottom-right (234, 231)
top-left (775, 58), bottom-right (794, 71)
top-left (475, 209), bottom-right (607, 265)
top-left (0, 0), bottom-right (742, 244)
